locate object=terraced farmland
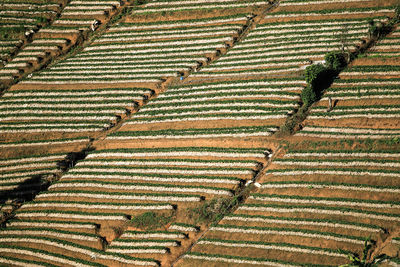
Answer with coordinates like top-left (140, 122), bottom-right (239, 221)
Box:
top-left (299, 51), bottom-right (400, 140)
top-left (177, 146), bottom-right (400, 266)
top-left (0, 0), bottom-right (129, 85)
top-left (0, 0), bottom-right (399, 266)
top-left (188, 4), bottom-right (394, 82)
top-left (0, 0), bottom-right (65, 64)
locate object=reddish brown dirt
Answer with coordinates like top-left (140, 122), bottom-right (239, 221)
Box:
top-left (261, 11), bottom-right (395, 24)
top-left (351, 57), bottom-right (400, 66)
top-left (191, 243), bottom-right (348, 266)
top-left (93, 136), bottom-right (281, 151)
top-left (0, 141), bottom-right (90, 159)
top-left (119, 118), bottom-right (284, 132)
top-left (125, 6), bottom-right (267, 24)
top-left (315, 98), bottom-right (400, 107)
top-left (305, 117), bottom-right (400, 129)
top-left (0, 131), bottom-right (103, 143)
top-left (203, 230), bottom-right (363, 252)
top-left (219, 217), bottom-right (378, 239)
top-left (274, 0), bottom-right (397, 13)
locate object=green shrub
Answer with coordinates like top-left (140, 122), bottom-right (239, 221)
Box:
top-left (301, 86), bottom-right (317, 107)
top-left (130, 212), bottom-right (172, 230)
top-left (188, 197), bottom-right (232, 224)
top-left (325, 52), bottom-right (346, 72)
top-left (305, 64), bottom-right (326, 88)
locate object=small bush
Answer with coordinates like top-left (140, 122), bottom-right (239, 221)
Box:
top-left (325, 52), bottom-right (347, 72)
top-left (305, 64), bottom-right (326, 88)
top-left (130, 212), bottom-right (172, 230)
top-left (188, 197), bottom-right (232, 224)
top-left (301, 86), bottom-right (317, 107)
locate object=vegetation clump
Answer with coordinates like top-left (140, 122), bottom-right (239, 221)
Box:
top-left (325, 51), bottom-right (347, 72)
top-left (339, 238), bottom-right (391, 267)
top-left (130, 211), bottom-right (173, 230)
top-left (188, 197), bottom-right (235, 224)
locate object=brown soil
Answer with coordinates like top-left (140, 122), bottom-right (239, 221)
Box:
top-left (0, 141), bottom-right (90, 159)
top-left (235, 208), bottom-right (398, 231)
top-left (191, 243), bottom-right (347, 266)
top-left (0, 131), bottom-right (102, 143)
top-left (118, 118), bottom-right (284, 132)
top-left (315, 98), bottom-right (400, 107)
top-left (351, 57), bottom-right (400, 66)
top-left (246, 197), bottom-right (400, 215)
top-left (258, 187), bottom-right (399, 203)
top-left (184, 71), bottom-right (303, 85)
top-left (274, 0), bottom-right (396, 13)
top-left (125, 6), bottom-right (267, 24)
top-left (204, 230), bottom-right (363, 252)
top-left (305, 117), bottom-right (400, 129)
top-left (261, 11), bottom-right (395, 24)
top-left (219, 217), bottom-right (378, 239)
top-left (93, 136), bottom-right (281, 151)
top-left (263, 172), bottom-right (400, 188)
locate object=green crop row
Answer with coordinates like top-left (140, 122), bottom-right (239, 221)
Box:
top-left (214, 223), bottom-right (365, 241)
top-left (53, 180), bottom-right (235, 192)
top-left (81, 158), bottom-right (256, 164)
top-left (268, 167), bottom-right (400, 175)
top-left (89, 146), bottom-right (268, 154)
top-left (38, 190), bottom-right (203, 199)
top-left (241, 203), bottom-right (400, 219)
top-left (110, 126), bottom-right (278, 137)
top-left (251, 193), bottom-right (400, 206)
top-left (200, 238), bottom-right (349, 255)
top-left (225, 213), bottom-right (381, 230)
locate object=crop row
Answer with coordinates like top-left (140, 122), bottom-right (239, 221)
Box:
top-left (266, 168), bottom-right (400, 177)
top-left (222, 214), bottom-right (381, 233)
top-left (280, 0), bottom-right (372, 6)
top-left (113, 14), bottom-right (249, 29)
top-left (121, 231), bottom-right (186, 240)
top-left (0, 137), bottom-right (90, 149)
top-left (20, 201), bottom-right (175, 212)
top-left (106, 126), bottom-right (278, 140)
top-left (1, 227), bottom-right (99, 243)
top-left (183, 252), bottom-right (307, 267)
top-left (0, 244), bottom-right (104, 267)
top-left (273, 158), bottom-right (400, 167)
top-left (110, 240), bottom-right (179, 248)
top-left (261, 181), bottom-right (400, 194)
top-left (249, 193), bottom-right (400, 210)
top-left (36, 190), bottom-right (203, 203)
top-left (133, 0), bottom-right (268, 14)
top-left (197, 238), bottom-right (346, 258)
top-left (284, 151), bottom-right (400, 158)
top-left (68, 166), bottom-right (252, 176)
top-left (77, 158), bottom-right (258, 168)
top-left (209, 224), bottom-right (364, 244)
top-left (86, 146), bottom-right (269, 158)
top-left (190, 67), bottom-right (300, 78)
top-left (7, 219), bottom-right (98, 232)
top-left (0, 238), bottom-right (158, 266)
top-left (237, 204), bottom-right (400, 222)
top-left (296, 126), bottom-right (400, 139)
top-left (64, 172), bottom-right (242, 185)
top-left (264, 7), bottom-right (395, 19)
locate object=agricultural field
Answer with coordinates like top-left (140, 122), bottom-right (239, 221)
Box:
top-left (298, 39), bottom-right (400, 140)
top-left (0, 0), bottom-right (399, 266)
top-left (0, 0), bottom-right (129, 85)
top-left (0, 0), bottom-right (66, 64)
top-left (177, 143), bottom-right (400, 266)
